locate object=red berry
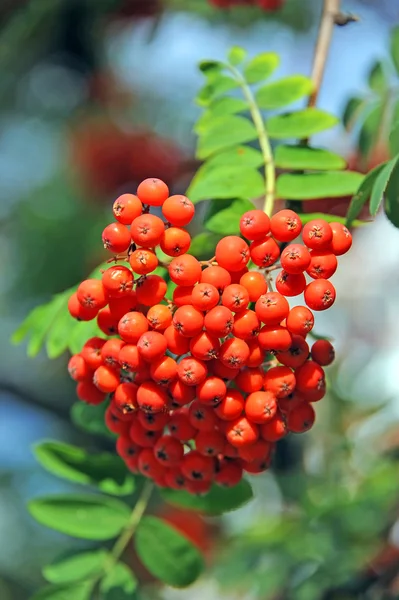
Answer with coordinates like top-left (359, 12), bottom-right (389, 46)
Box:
top-left (196, 376), bottom-right (227, 406)
top-left (270, 209), bottom-right (302, 242)
top-left (154, 435), bottom-right (184, 467)
top-left (275, 270), bottom-right (306, 297)
top-left (177, 357), bottom-right (207, 386)
top-left (304, 279), bottom-right (336, 311)
top-left (286, 306), bottom-right (314, 337)
top-left (239, 209), bottom-right (270, 240)
top-left (68, 292), bottom-right (98, 321)
top-left (137, 380), bottom-right (169, 413)
top-left (102, 266), bottom-right (133, 297)
top-left (260, 411), bottom-right (287, 442)
top-left (113, 193), bottom-right (142, 225)
top-left (102, 222), bottom-right (131, 254)
top-left (287, 402), bottom-right (315, 433)
top-left (191, 282), bottom-right (220, 311)
top-left (200, 265), bottom-right (231, 293)
top-left (302, 219), bottom-right (333, 250)
top-left (130, 214), bottom-right (165, 247)
top-left (137, 178), bottom-right (169, 206)
top-left (169, 255), bottom-right (202, 286)
top-left (311, 339), bottom-right (335, 366)
top-left (263, 365), bottom-right (296, 398)
top-left (162, 194), bottom-right (195, 226)
top-left (225, 416), bottom-right (259, 447)
top-left (281, 244), bottom-right (311, 274)
top-left (258, 325), bottom-right (292, 352)
top-left (68, 354), bottom-right (92, 382)
top-left (240, 271), bottom-right (268, 302)
top-left (214, 389), bottom-right (245, 421)
top-left (173, 305), bottom-right (204, 338)
top-left (255, 292), bottom-right (290, 325)
top-left (250, 237), bottom-right (280, 268)
top-left (215, 236), bottom-right (250, 272)
top-left (245, 390), bottom-right (277, 424)
top-left (329, 222), bottom-right (352, 256)
top-left (118, 311), bottom-right (149, 343)
top-left (306, 250), bottom-right (337, 280)
top-left (77, 279), bottom-right (107, 310)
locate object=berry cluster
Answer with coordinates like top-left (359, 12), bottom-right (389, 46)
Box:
top-left (67, 177), bottom-right (352, 494)
top-left (209, 0), bottom-right (284, 11)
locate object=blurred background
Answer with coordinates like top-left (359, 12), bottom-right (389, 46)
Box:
top-left (1, 0), bottom-right (399, 598)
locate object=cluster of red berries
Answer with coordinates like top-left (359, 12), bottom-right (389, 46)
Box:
top-left (209, 0), bottom-right (284, 11)
top-left (67, 177), bottom-right (352, 494)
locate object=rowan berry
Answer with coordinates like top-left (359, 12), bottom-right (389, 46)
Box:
top-left (81, 337), bottom-right (106, 370)
top-left (169, 255), bottom-right (202, 286)
top-left (108, 292), bottom-right (137, 321)
top-left (102, 222), bottom-right (131, 254)
top-left (105, 406), bottom-right (131, 435)
top-left (130, 419), bottom-right (162, 447)
top-left (246, 339), bottom-right (265, 368)
top-left (113, 382), bottom-right (138, 414)
top-left (211, 359), bottom-right (240, 381)
top-left (306, 251), bottom-right (337, 279)
top-left (281, 244), bottom-right (311, 274)
top-left (162, 194), bottom-right (195, 226)
top-left (249, 236), bottom-right (280, 267)
top-left (137, 177), bottom-right (169, 206)
top-left (245, 390), bottom-right (277, 424)
top-left (229, 266), bottom-right (249, 284)
top-left (154, 435), bottom-right (184, 467)
top-left (304, 279), bottom-right (336, 311)
top-left (137, 380), bottom-right (169, 413)
top-left (219, 337), bottom-right (250, 369)
top-left (101, 338), bottom-right (125, 368)
top-left (118, 344), bottom-right (146, 372)
top-left (270, 209), bottom-right (302, 242)
top-left (236, 367), bottom-right (264, 394)
top-left (181, 451), bottom-right (215, 482)
top-left (295, 361), bottom-right (325, 395)
top-left (93, 365), bottom-right (120, 393)
top-left (260, 411), bottom-right (287, 442)
top-left (102, 266), bottom-right (134, 297)
top-left (191, 282), bottom-right (219, 311)
top-left (275, 270), bottom-right (306, 297)
top-left (138, 448), bottom-right (165, 478)
top-left (239, 271), bottom-right (268, 302)
top-left (287, 401), bottom-right (315, 433)
top-left (221, 284), bottom-right (250, 312)
top-left (258, 325), bottom-right (292, 351)
top-left (177, 357), bottom-right (207, 386)
top-left (116, 435), bottom-right (140, 461)
top-left (146, 304), bottom-right (172, 331)
top-left (275, 334), bottom-right (309, 369)
top-left (76, 380), bottom-right (106, 405)
top-left (223, 442), bottom-right (239, 458)
top-left (263, 365), bottom-right (296, 398)
top-left (125, 456), bottom-right (140, 473)
top-left (196, 376), bottom-right (226, 406)
top-left (225, 416), bottom-right (259, 447)
top-left (196, 430), bottom-right (225, 457)
top-left (77, 279), bottom-right (107, 310)
top-left (189, 401), bottom-right (219, 432)
top-left (68, 354), bottom-right (92, 382)
top-left (97, 307), bottom-right (118, 336)
top-left (163, 325), bottom-right (190, 355)
top-left (240, 456), bottom-right (271, 474)
top-left (311, 339), bottom-right (335, 366)
top-left (215, 236), bottom-right (250, 272)
top-left (204, 305), bottom-right (234, 337)
top-left (68, 292), bottom-right (98, 321)
top-left (130, 214), bottom-right (165, 247)
top-left (150, 355), bottom-right (178, 386)
top-left (164, 467), bottom-right (186, 490)
top-left (255, 292), bottom-right (289, 325)
top-left (239, 209), bottom-right (270, 240)
top-left (278, 391), bottom-right (305, 413)
top-left (172, 285), bottom-right (193, 307)
top-left (137, 331), bottom-right (167, 361)
top-left (173, 305), bottom-right (204, 338)
top-left (302, 219), bottom-right (333, 250)
top-left (138, 410), bottom-right (170, 431)
top-left (129, 248), bottom-right (158, 275)
top-left (113, 193), bottom-right (143, 225)
top-left (168, 380), bottom-right (196, 407)
top-left (329, 222), bottom-right (352, 256)
top-left (160, 227), bottom-right (191, 257)
top-left (238, 439), bottom-right (272, 463)
top-left (190, 331), bottom-right (220, 361)
top-left (215, 460), bottom-right (243, 487)
top-left (136, 274), bottom-right (167, 306)
top-left (286, 305), bottom-right (314, 337)
top-left (118, 311), bottom-right (149, 343)
top-left (200, 265), bottom-right (231, 293)
top-left (233, 309), bottom-right (260, 340)
top-left (168, 411), bottom-right (197, 441)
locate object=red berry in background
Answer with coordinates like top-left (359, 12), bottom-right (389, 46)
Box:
top-left (181, 451), bottom-right (215, 482)
top-left (304, 279), bottom-right (336, 311)
top-left (240, 271), bottom-right (268, 302)
top-left (302, 219), bottom-right (333, 250)
top-left (200, 265), bottom-right (231, 293)
top-left (286, 305), bottom-right (314, 337)
top-left (329, 222), bottom-right (353, 256)
top-left (255, 291), bottom-right (290, 325)
top-left (137, 178), bottom-right (169, 207)
top-left (113, 193), bottom-right (143, 225)
top-left (162, 195), bottom-right (195, 226)
top-left (215, 236), bottom-right (250, 272)
top-left (76, 381), bottom-right (106, 405)
top-left (102, 222), bottom-right (131, 254)
top-left (215, 461), bottom-right (243, 487)
top-left (196, 430), bottom-right (225, 457)
top-left (154, 435), bottom-right (184, 467)
top-left (276, 270), bottom-right (306, 297)
top-left (257, 0), bottom-right (284, 10)
top-left (250, 236), bottom-right (280, 268)
top-left (270, 209), bottom-right (302, 242)
top-left (77, 279), bottom-right (107, 310)
top-left (108, 292), bottom-right (137, 321)
top-left (276, 334), bottom-right (309, 369)
top-left (168, 380), bottom-right (196, 407)
top-left (211, 359), bottom-right (240, 381)
top-left (173, 285), bottom-right (194, 307)
top-left (238, 439), bottom-right (272, 463)
top-left (287, 401), bottom-right (316, 433)
top-left (311, 339), bottom-right (335, 366)
top-left (246, 339), bottom-right (265, 368)
top-left (239, 209), bottom-right (270, 240)
top-left (97, 307), bottom-right (118, 336)
top-left (68, 355), bottom-right (92, 382)
top-left (169, 411), bottom-right (197, 442)
top-left (81, 337), bottom-right (106, 370)
top-left (130, 214), bottom-right (165, 248)
top-left (260, 411), bottom-right (287, 442)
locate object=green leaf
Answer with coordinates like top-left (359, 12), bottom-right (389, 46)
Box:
top-left (196, 75), bottom-right (238, 107)
top-left (358, 103), bottom-right (383, 160)
top-left (342, 97), bottom-right (365, 131)
top-left (71, 400), bottom-right (115, 439)
top-left (228, 46), bottom-right (247, 66)
top-left (346, 163), bottom-right (387, 226)
top-left (100, 563), bottom-right (137, 600)
top-left (196, 115), bottom-right (257, 159)
top-left (43, 549), bottom-right (109, 584)
top-left (384, 159), bottom-right (399, 227)
top-left (202, 145), bottom-right (264, 170)
top-left (243, 52), bottom-right (280, 84)
top-left (205, 198), bottom-right (256, 235)
top-left (369, 158), bottom-right (397, 216)
top-left (188, 232), bottom-right (223, 258)
top-left (45, 305), bottom-right (76, 359)
top-left (390, 26), bottom-right (399, 76)
top-left (195, 98), bottom-right (248, 134)
top-left (256, 75), bottom-right (314, 109)
top-left (160, 480), bottom-right (254, 515)
top-left (389, 101), bottom-right (399, 156)
top-left (299, 213), bottom-right (366, 227)
top-left (188, 164), bottom-right (264, 203)
top-left (31, 581), bottom-right (94, 600)
top-left (198, 60), bottom-right (222, 75)
top-left (28, 494), bottom-right (130, 540)
top-left (34, 441), bottom-right (134, 496)
top-left (276, 171), bottom-right (364, 200)
top-left (267, 108), bottom-right (338, 139)
top-left (274, 145), bottom-right (346, 171)
top-left (135, 516), bottom-right (204, 588)
top-left (68, 318), bottom-right (107, 355)
top-left (368, 60), bottom-right (387, 93)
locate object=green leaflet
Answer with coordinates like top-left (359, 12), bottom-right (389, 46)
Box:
top-left (188, 164), bottom-right (264, 203)
top-left (43, 549), bottom-right (109, 584)
top-left (276, 171), bottom-right (364, 200)
top-left (161, 480), bottom-right (254, 515)
top-left (267, 108), bottom-right (338, 139)
top-left (256, 75), bottom-right (314, 110)
top-left (274, 145), bottom-right (346, 171)
top-left (243, 52), bottom-right (280, 84)
top-left (196, 115), bottom-right (258, 159)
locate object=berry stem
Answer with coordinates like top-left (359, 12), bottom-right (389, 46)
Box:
top-left (227, 65), bottom-right (276, 218)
